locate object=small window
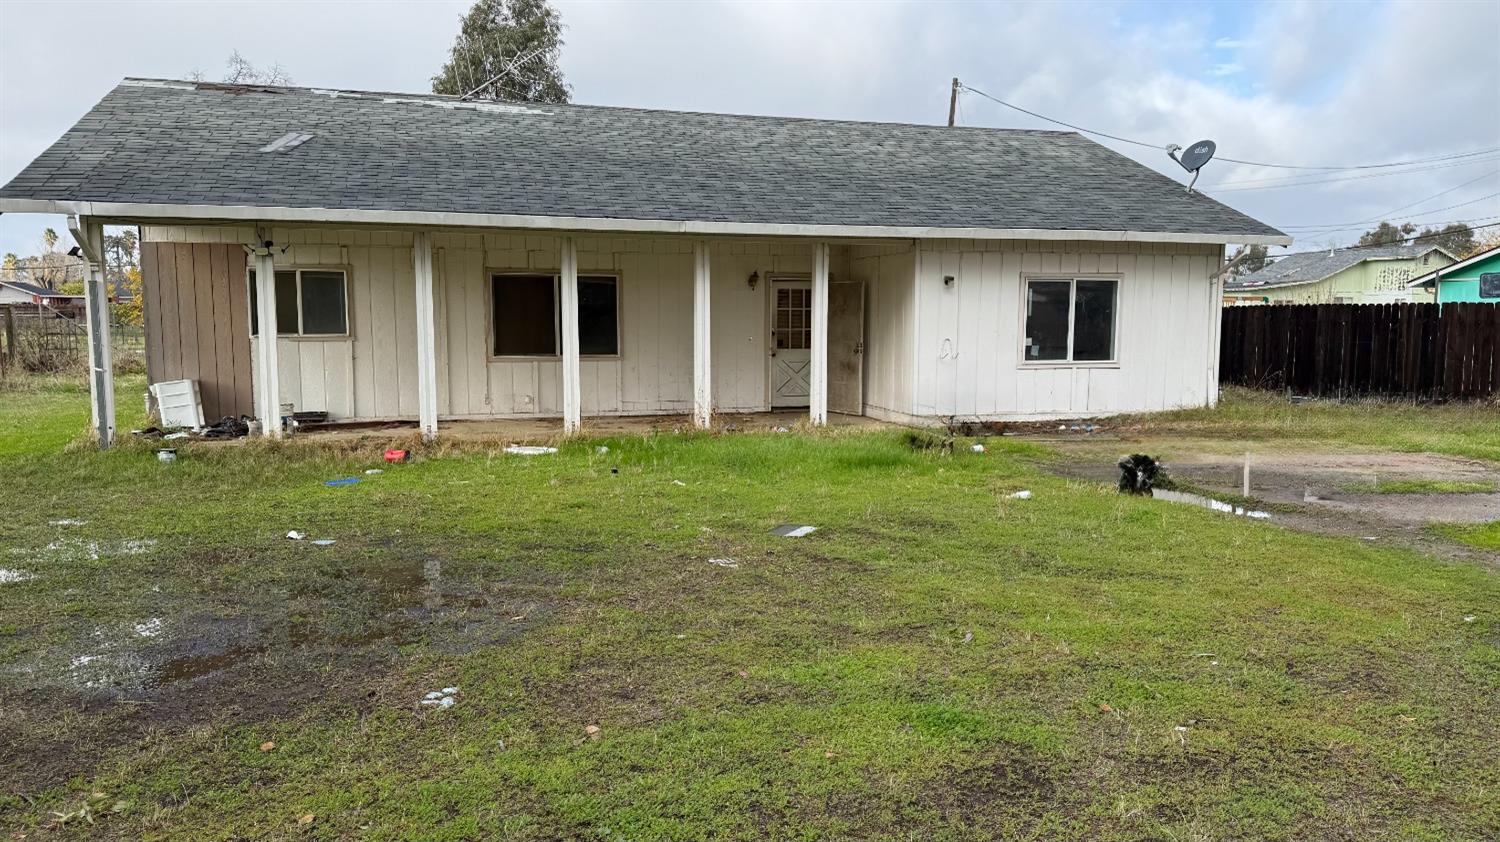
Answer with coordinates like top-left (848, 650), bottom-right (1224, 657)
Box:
top-left (249, 268), bottom-right (349, 336)
top-left (492, 273), bottom-right (619, 356)
top-left (1023, 278), bottom-right (1117, 363)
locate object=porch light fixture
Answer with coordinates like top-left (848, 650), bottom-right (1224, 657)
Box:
top-left (943, 275), bottom-right (955, 287)
top-left (747, 270), bottom-right (759, 290)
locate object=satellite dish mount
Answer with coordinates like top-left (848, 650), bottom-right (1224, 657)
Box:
top-left (1166, 140), bottom-right (1216, 194)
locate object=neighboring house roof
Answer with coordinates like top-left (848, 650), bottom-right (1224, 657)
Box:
top-left (1226, 243), bottom-right (1455, 291)
top-left (0, 281), bottom-right (80, 298)
top-left (1406, 244), bottom-right (1500, 287)
top-left (0, 78), bottom-right (1289, 245)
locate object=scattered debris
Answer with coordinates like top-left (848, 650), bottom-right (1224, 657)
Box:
top-left (902, 430), bottom-right (954, 454)
top-left (364, 468), bottom-right (384, 475)
top-left (960, 630), bottom-right (973, 644)
top-left (162, 431), bottom-right (190, 441)
top-left (595, 445), bottom-right (610, 454)
top-left (1118, 454), bottom-right (1163, 494)
top-left (0, 568), bottom-right (37, 584)
top-left (132, 618), bottom-right (164, 638)
top-left (384, 449), bottom-right (411, 463)
top-left (585, 724), bottom-right (602, 740)
top-left (707, 558), bottom-right (740, 568)
top-left (504, 445), bottom-right (558, 456)
top-left (1463, 615), bottom-right (1477, 623)
top-left (770, 524), bottom-right (818, 537)
top-left (49, 518), bottom-right (86, 526)
top-left (419, 686), bottom-right (459, 709)
top-left (1153, 490), bottom-right (1272, 520)
top-left (286, 531), bottom-right (306, 541)
top-left (311, 539), bottom-right (336, 546)
top-left (1008, 490), bottom-right (1033, 500)
top-left (947, 419), bottom-right (1005, 437)
top-left (324, 477), bottom-right (360, 487)
top-left (970, 443), bottom-right (986, 453)
top-left (156, 448), bottom-right (178, 464)
top-left (200, 415), bottom-right (250, 439)
top-left (771, 426), bottom-right (790, 433)
top-left (259, 741), bottom-right (276, 752)
top-left (672, 479), bottom-right (687, 486)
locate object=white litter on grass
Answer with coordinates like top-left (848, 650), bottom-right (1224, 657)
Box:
top-left (596, 446), bottom-right (610, 454)
top-left (504, 446), bottom-right (558, 456)
top-left (1008, 490), bottom-right (1033, 500)
top-left (133, 618), bottom-right (164, 638)
top-left (1245, 510), bottom-right (1272, 520)
top-left (672, 480), bottom-right (687, 486)
top-left (707, 558), bottom-right (740, 569)
top-left (311, 539), bottom-right (336, 546)
top-left (420, 686), bottom-right (460, 708)
top-left (286, 531), bottom-right (306, 541)
top-left (971, 443), bottom-right (986, 453)
top-left (0, 568), bottom-right (36, 584)
top-left (49, 519), bottom-right (86, 527)
top-left (1464, 615), bottom-right (1477, 623)
top-left (771, 525), bottom-right (818, 537)
top-left (365, 469), bottom-right (384, 475)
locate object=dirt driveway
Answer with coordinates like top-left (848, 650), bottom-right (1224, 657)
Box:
top-left (1031, 431), bottom-right (1500, 566)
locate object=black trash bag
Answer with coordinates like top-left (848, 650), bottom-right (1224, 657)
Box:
top-left (1118, 454), bottom-right (1163, 495)
top-left (200, 416), bottom-right (251, 439)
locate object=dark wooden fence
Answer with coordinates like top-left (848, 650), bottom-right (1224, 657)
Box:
top-left (1220, 303), bottom-right (1500, 399)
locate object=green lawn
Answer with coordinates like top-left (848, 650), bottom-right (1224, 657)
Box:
top-left (1, 377), bottom-right (1497, 841)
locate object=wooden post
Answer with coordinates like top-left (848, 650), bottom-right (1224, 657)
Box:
top-left (80, 218), bottom-right (116, 449)
top-left (412, 231), bottom-right (439, 441)
top-left (809, 241), bottom-right (829, 426)
top-left (559, 235), bottom-right (581, 434)
top-left (948, 78), bottom-right (959, 127)
top-left (253, 249), bottom-right (282, 438)
top-left (692, 240), bottom-right (712, 428)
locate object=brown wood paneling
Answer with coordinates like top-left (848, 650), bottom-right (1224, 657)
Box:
top-left (139, 241), bottom-right (256, 419)
top-left (140, 242), bottom-right (162, 383)
top-left (225, 248), bottom-right (252, 416)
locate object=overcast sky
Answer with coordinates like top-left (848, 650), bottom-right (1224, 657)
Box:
top-left (2, 0), bottom-right (1497, 259)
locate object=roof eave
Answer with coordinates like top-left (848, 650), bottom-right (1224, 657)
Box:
top-left (0, 198), bottom-right (1293, 246)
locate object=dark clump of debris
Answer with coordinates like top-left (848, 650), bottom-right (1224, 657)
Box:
top-left (1117, 454), bottom-right (1165, 495)
top-left (200, 416), bottom-right (251, 439)
top-left (902, 430), bottom-right (955, 454)
top-left (946, 419), bottom-right (1005, 437)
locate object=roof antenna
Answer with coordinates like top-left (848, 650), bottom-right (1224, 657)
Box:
top-left (1166, 140), bottom-right (1216, 194)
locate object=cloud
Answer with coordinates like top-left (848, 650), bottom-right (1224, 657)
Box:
top-left (1213, 37), bottom-right (1253, 49)
top-left (1211, 63), bottom-right (1245, 76)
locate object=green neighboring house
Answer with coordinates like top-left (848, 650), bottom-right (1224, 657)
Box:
top-left (1223, 243), bottom-right (1453, 306)
top-left (1405, 244), bottom-right (1500, 304)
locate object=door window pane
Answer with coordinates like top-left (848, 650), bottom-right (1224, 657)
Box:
top-left (1024, 281), bottom-right (1070, 361)
top-left (493, 274), bottom-right (557, 356)
top-left (299, 271), bottom-right (348, 335)
top-left (578, 276), bottom-right (619, 355)
top-left (1072, 280), bottom-right (1116, 361)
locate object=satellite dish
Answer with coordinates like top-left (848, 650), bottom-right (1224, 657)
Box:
top-left (1166, 139), bottom-right (1217, 194)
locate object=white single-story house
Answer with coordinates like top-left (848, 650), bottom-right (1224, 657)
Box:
top-left (0, 78), bottom-right (1288, 447)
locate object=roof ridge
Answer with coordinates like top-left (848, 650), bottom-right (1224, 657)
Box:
top-left (118, 76), bottom-right (1082, 136)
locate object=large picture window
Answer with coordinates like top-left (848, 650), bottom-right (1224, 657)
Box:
top-left (492, 273), bottom-right (619, 357)
top-left (249, 269), bottom-right (349, 336)
top-left (1023, 278), bottom-right (1117, 363)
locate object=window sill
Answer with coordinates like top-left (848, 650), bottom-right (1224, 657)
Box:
top-left (254, 334), bottom-right (352, 342)
top-left (487, 354), bottom-right (623, 362)
top-left (1018, 361), bottom-right (1120, 370)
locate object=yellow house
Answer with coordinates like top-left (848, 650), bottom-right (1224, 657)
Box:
top-left (1223, 243), bottom-right (1453, 306)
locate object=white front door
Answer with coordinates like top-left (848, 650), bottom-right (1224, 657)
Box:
top-left (770, 280), bottom-right (812, 407)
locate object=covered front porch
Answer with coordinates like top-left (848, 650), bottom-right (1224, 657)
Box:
top-left (79, 219), bottom-right (913, 447)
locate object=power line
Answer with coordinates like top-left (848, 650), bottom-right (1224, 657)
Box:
top-left (1285, 170), bottom-right (1500, 229)
top-left (1281, 189), bottom-right (1500, 231)
top-left (958, 83), bottom-right (1500, 173)
top-left (1280, 214), bottom-right (1500, 243)
top-left (1205, 154), bottom-right (1500, 192)
top-left (1262, 220), bottom-right (1500, 258)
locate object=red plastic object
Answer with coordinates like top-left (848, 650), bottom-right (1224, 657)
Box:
top-left (383, 449), bottom-right (410, 463)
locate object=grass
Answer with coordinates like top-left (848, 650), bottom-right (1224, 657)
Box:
top-left (1360, 479), bottom-right (1498, 494)
top-left (1431, 522), bottom-right (1500, 551)
top-left (1128, 387), bottom-right (1500, 462)
top-left (1, 375), bottom-right (1497, 841)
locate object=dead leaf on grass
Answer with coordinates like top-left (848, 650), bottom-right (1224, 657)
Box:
top-left (585, 724), bottom-right (602, 740)
top-left (297, 813), bottom-right (315, 825)
top-left (1098, 703), bottom-right (1113, 713)
top-left (259, 741), bottom-right (276, 752)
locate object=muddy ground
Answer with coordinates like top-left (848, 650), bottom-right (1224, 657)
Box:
top-left (1030, 431), bottom-right (1500, 566)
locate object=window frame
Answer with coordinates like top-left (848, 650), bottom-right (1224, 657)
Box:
top-left (486, 269), bottom-right (623, 361)
top-left (1017, 274), bottom-right (1121, 368)
top-left (247, 265), bottom-right (353, 340)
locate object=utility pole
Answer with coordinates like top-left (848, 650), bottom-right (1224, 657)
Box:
top-left (948, 78), bottom-right (959, 127)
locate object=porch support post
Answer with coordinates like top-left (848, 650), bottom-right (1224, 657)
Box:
top-left (809, 241), bottom-right (830, 425)
top-left (559, 235), bottom-right (581, 434)
top-left (75, 216), bottom-right (115, 449)
top-left (412, 231), bottom-right (439, 441)
top-left (253, 248), bottom-right (282, 438)
top-left (692, 240), bottom-right (712, 428)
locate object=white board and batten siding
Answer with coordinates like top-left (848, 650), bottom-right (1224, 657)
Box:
top-left (141, 226), bottom-right (840, 420)
top-left (894, 239), bottom-right (1224, 422)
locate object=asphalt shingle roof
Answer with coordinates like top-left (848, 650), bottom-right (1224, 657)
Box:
top-left (1226, 243), bottom-right (1448, 290)
top-left (0, 79), bottom-right (1285, 240)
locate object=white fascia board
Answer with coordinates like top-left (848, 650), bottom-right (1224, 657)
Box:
top-left (0, 198), bottom-right (1294, 246)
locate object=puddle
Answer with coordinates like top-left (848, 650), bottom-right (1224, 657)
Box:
top-left (1153, 489), bottom-right (1271, 520)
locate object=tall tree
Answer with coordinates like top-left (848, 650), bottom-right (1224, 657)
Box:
top-left (1412, 222), bottom-right (1474, 257)
top-left (1227, 243), bottom-right (1268, 276)
top-left (432, 0), bottom-right (570, 103)
top-left (1357, 221), bottom-right (1416, 248)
